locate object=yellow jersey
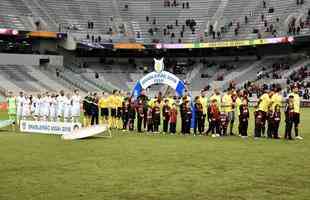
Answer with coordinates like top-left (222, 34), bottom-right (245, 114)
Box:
top-left (166, 97), bottom-right (175, 107)
top-left (116, 95), bottom-right (123, 108)
top-left (107, 95), bottom-right (117, 109)
top-left (98, 97), bottom-right (108, 108)
top-left (258, 93), bottom-right (271, 112)
top-left (209, 94), bottom-right (222, 111)
top-left (221, 93), bottom-right (233, 113)
top-left (289, 92), bottom-right (300, 113)
top-left (271, 92), bottom-right (282, 111)
top-left (198, 96), bottom-right (207, 114)
top-left (235, 97), bottom-right (242, 116)
top-left (148, 98), bottom-right (156, 108)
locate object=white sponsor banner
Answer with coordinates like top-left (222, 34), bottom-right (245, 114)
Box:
top-left (20, 120), bottom-right (82, 135)
top-left (0, 120), bottom-right (14, 129)
top-left (62, 124), bottom-right (109, 140)
top-left (140, 71), bottom-right (180, 89)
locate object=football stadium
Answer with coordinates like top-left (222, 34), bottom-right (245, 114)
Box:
top-left (0, 0), bottom-right (310, 199)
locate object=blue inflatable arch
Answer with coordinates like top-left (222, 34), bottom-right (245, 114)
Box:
top-left (132, 71), bottom-right (186, 98)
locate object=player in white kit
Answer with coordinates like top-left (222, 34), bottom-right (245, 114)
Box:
top-left (32, 94), bottom-right (42, 120)
top-left (57, 90), bottom-right (66, 121)
top-left (71, 89), bottom-right (81, 122)
top-left (21, 95), bottom-right (31, 120)
top-left (49, 94), bottom-right (57, 122)
top-left (16, 91), bottom-right (24, 123)
top-left (41, 92), bottom-right (51, 121)
top-left (63, 93), bottom-right (72, 122)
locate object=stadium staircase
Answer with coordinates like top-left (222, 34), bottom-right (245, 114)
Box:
top-left (128, 0), bottom-right (152, 43)
top-left (0, 73), bottom-right (24, 94)
top-left (21, 0), bottom-right (58, 31)
top-left (24, 65), bottom-right (72, 92)
top-left (0, 0), bottom-right (33, 30)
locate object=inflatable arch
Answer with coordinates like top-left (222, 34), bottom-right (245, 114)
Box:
top-left (132, 58), bottom-right (186, 98)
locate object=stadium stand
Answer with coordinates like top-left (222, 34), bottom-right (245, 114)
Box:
top-left (0, 0), bottom-right (309, 42)
top-left (0, 0), bottom-right (309, 97)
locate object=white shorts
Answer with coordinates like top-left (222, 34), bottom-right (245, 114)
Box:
top-left (22, 108), bottom-right (30, 117)
top-left (49, 107), bottom-right (57, 119)
top-left (57, 107), bottom-right (64, 117)
top-left (34, 107), bottom-right (40, 116)
top-left (40, 108), bottom-right (49, 117)
top-left (31, 105), bottom-right (36, 114)
top-left (16, 107), bottom-right (22, 118)
top-left (63, 108), bottom-right (71, 118)
top-left (71, 106), bottom-right (80, 117)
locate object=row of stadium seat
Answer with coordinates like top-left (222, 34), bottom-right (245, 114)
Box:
top-left (0, 0), bottom-right (310, 42)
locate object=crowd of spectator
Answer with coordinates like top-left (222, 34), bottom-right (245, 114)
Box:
top-left (80, 0), bottom-right (310, 44)
top-left (163, 0), bottom-right (190, 8)
top-left (240, 63), bottom-right (310, 100)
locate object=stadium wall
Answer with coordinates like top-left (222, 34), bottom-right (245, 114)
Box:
top-left (0, 53), bottom-right (63, 67)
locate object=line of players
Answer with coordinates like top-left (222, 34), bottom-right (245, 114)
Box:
top-left (82, 84), bottom-right (303, 140)
top-left (7, 90), bottom-right (82, 124)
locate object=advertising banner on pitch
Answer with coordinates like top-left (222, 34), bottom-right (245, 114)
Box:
top-left (20, 120), bottom-right (82, 135)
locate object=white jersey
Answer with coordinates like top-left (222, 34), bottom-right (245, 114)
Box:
top-left (41, 96), bottom-right (50, 116)
top-left (16, 96), bottom-right (24, 117)
top-left (57, 95), bottom-right (66, 117)
top-left (63, 97), bottom-right (72, 118)
top-left (31, 97), bottom-right (36, 114)
top-left (21, 98), bottom-right (31, 117)
top-left (71, 95), bottom-right (81, 117)
top-left (33, 97), bottom-right (42, 116)
top-left (49, 97), bottom-right (57, 120)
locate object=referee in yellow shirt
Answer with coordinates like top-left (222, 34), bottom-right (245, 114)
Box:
top-left (116, 91), bottom-right (124, 128)
top-left (107, 90), bottom-right (118, 128)
top-left (271, 86), bottom-right (283, 111)
top-left (257, 90), bottom-right (274, 137)
top-left (99, 92), bottom-right (109, 124)
top-left (289, 85), bottom-right (303, 140)
top-left (222, 89), bottom-right (234, 135)
top-left (209, 88), bottom-right (221, 111)
top-left (199, 90), bottom-right (208, 133)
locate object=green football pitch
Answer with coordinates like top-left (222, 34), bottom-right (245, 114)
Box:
top-left (0, 110), bottom-right (309, 200)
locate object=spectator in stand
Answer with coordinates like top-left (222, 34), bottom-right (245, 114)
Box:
top-left (148, 28), bottom-right (154, 36)
top-left (297, 26), bottom-right (301, 34)
top-left (146, 16), bottom-right (149, 22)
top-left (212, 31), bottom-right (216, 39)
top-left (263, 0), bottom-right (266, 8)
top-left (217, 31), bottom-right (221, 40)
top-left (234, 28), bottom-right (238, 36)
top-left (186, 2), bottom-right (190, 8)
top-left (171, 32), bottom-right (175, 39)
top-left (245, 16), bottom-right (248, 24)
